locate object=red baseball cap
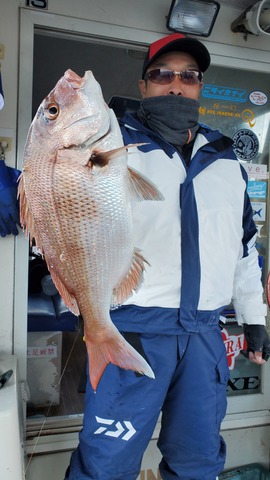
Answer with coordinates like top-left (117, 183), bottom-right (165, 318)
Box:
top-left (142, 33), bottom-right (211, 79)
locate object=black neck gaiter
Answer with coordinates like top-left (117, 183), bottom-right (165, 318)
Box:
top-left (137, 95), bottom-right (200, 151)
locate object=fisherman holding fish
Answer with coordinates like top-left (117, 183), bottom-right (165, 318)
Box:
top-left (63, 34), bottom-right (270, 480)
top-left (2, 32), bottom-right (269, 480)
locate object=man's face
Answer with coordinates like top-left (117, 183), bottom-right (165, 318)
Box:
top-left (139, 51), bottom-right (203, 100)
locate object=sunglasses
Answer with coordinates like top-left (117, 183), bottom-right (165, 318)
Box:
top-left (144, 69), bottom-right (203, 85)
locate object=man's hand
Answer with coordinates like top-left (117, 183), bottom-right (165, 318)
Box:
top-left (241, 324), bottom-right (270, 365)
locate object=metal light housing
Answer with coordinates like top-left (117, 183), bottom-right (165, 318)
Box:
top-left (166, 0), bottom-right (220, 37)
top-left (231, 0), bottom-right (270, 37)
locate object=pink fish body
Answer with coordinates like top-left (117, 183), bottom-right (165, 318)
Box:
top-left (19, 69), bottom-right (163, 390)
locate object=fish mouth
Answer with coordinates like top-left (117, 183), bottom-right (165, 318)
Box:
top-left (63, 69), bottom-right (96, 89)
top-left (62, 69), bottom-right (112, 147)
top-left (64, 69), bottom-right (85, 89)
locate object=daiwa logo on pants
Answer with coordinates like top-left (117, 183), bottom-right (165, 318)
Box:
top-left (94, 416), bottom-right (136, 441)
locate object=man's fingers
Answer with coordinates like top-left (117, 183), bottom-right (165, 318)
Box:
top-left (248, 351), bottom-right (266, 365)
top-left (240, 350), bottom-right (266, 364)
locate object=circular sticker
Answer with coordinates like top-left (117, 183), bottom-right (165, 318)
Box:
top-left (249, 90), bottom-right (268, 106)
top-left (233, 129), bottom-right (259, 161)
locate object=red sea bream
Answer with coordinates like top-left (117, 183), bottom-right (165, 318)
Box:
top-left (18, 69), bottom-right (163, 390)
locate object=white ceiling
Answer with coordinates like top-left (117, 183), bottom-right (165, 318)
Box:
top-left (220, 0), bottom-right (258, 10)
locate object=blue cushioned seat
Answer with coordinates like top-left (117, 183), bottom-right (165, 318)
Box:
top-left (28, 292), bottom-right (79, 332)
top-left (52, 294), bottom-right (80, 331)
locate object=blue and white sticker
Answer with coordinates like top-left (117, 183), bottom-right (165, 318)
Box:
top-left (202, 84), bottom-right (247, 102)
top-left (249, 91), bottom-right (267, 106)
top-left (233, 129), bottom-right (259, 161)
top-left (251, 201), bottom-right (266, 222)
top-left (247, 180), bottom-right (267, 199)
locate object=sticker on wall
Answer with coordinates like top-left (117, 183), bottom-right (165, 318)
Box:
top-left (27, 345), bottom-right (57, 358)
top-left (256, 224), bottom-right (264, 238)
top-left (233, 129), bottom-right (259, 161)
top-left (202, 84), bottom-right (247, 102)
top-left (242, 163), bottom-right (268, 179)
top-left (247, 180), bottom-right (267, 199)
top-left (249, 90), bottom-right (268, 106)
top-left (221, 327), bottom-right (246, 370)
top-left (251, 201), bottom-right (266, 221)
top-left (199, 105), bottom-right (241, 118)
top-left (241, 109), bottom-right (256, 127)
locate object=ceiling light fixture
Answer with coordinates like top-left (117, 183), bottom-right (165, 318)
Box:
top-left (166, 0), bottom-right (220, 37)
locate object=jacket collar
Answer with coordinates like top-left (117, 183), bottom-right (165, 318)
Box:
top-left (120, 113), bottom-right (235, 166)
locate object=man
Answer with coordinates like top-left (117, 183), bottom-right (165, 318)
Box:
top-left (66, 32), bottom-right (270, 479)
top-left (0, 155), bottom-right (20, 237)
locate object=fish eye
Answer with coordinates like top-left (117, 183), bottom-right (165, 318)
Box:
top-left (46, 102), bottom-right (60, 120)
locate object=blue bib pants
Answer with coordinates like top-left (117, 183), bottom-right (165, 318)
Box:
top-left (66, 321), bottom-right (229, 480)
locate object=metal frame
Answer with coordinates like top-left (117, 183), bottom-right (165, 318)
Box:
top-left (16, 10), bottom-right (270, 440)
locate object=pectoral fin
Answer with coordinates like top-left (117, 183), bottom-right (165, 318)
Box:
top-left (89, 143), bottom-right (147, 168)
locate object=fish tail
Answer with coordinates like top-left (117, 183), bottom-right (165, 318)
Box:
top-left (85, 330), bottom-right (155, 391)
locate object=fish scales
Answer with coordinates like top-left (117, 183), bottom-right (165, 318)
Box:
top-left (19, 69), bottom-right (163, 390)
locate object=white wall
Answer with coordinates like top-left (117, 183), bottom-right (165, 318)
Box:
top-left (0, 0), bottom-right (22, 354)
